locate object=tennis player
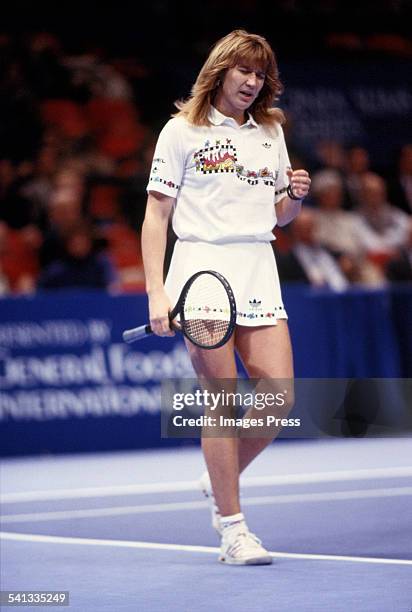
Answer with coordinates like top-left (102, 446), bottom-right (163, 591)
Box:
top-left (142, 30), bottom-right (311, 565)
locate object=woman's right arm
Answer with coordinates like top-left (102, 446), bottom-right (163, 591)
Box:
top-left (141, 190), bottom-right (176, 336)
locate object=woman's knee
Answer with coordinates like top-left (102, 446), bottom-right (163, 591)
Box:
top-left (185, 337), bottom-right (237, 378)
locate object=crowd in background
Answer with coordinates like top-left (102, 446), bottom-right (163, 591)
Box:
top-left (0, 30), bottom-right (411, 296)
top-left (274, 143), bottom-right (412, 290)
top-left (0, 32), bottom-right (154, 295)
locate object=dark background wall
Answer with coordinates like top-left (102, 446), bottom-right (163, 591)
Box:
top-left (3, 0), bottom-right (412, 164)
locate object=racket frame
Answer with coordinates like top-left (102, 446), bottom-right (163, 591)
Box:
top-left (171, 270), bottom-right (237, 350)
top-left (122, 270), bottom-right (237, 349)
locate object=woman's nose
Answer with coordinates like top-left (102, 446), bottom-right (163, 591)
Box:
top-left (246, 73), bottom-right (257, 87)
top-left (246, 72), bottom-right (257, 87)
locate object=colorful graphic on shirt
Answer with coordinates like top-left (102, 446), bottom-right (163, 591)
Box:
top-left (193, 140), bottom-right (280, 187)
top-left (194, 142), bottom-right (237, 174)
top-left (149, 176), bottom-right (180, 190)
top-left (236, 164), bottom-right (278, 186)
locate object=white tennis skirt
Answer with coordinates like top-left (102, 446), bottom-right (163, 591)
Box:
top-left (165, 240), bottom-right (287, 327)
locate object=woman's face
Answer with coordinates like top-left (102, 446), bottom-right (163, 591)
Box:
top-left (214, 64), bottom-right (265, 124)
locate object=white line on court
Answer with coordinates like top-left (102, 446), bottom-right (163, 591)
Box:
top-left (1, 530), bottom-right (412, 566)
top-left (2, 465), bottom-right (412, 503)
top-left (2, 486), bottom-right (412, 523)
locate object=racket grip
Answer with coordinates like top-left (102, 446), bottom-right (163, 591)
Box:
top-left (122, 324), bottom-right (152, 343)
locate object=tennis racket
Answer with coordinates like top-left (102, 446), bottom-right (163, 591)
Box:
top-left (123, 270), bottom-right (236, 349)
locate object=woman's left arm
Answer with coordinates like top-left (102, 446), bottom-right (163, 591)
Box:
top-left (276, 169), bottom-right (311, 227)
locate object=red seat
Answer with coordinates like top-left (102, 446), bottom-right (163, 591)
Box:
top-left (86, 98), bottom-right (146, 159)
top-left (41, 99), bottom-right (89, 138)
top-left (1, 228), bottom-right (40, 292)
top-left (103, 223), bottom-right (145, 292)
top-left (89, 185), bottom-right (121, 220)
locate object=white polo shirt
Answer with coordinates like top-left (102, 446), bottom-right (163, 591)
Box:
top-left (147, 106), bottom-right (291, 243)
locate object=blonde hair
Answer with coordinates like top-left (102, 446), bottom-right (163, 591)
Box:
top-left (174, 30), bottom-right (285, 127)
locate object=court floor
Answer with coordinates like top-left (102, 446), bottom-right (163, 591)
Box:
top-left (1, 437), bottom-right (412, 611)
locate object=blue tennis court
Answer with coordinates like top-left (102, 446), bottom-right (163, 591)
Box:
top-left (1, 437), bottom-right (412, 611)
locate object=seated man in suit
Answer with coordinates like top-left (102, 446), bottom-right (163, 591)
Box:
top-left (275, 207), bottom-right (349, 292)
top-left (386, 217), bottom-right (412, 282)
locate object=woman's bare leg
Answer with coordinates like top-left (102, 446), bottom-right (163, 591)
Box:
top-left (185, 336), bottom-right (240, 516)
top-left (234, 320), bottom-right (294, 473)
top-left (187, 320), bottom-right (293, 515)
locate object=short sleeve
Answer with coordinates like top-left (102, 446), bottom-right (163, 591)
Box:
top-left (146, 118), bottom-right (185, 198)
top-left (274, 124), bottom-right (292, 204)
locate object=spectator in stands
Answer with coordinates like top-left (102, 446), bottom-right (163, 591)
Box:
top-left (311, 169), bottom-right (386, 285)
top-left (276, 207), bottom-right (349, 291)
top-left (20, 143), bottom-right (61, 227)
top-left (0, 159), bottom-right (40, 229)
top-left (386, 217), bottom-right (412, 282)
top-left (39, 185), bottom-right (86, 267)
top-left (37, 222), bottom-right (117, 291)
top-left (355, 172), bottom-right (409, 258)
top-left (0, 221), bottom-right (40, 294)
top-left (387, 144), bottom-right (412, 215)
top-left (344, 145), bottom-right (370, 209)
top-left (53, 164), bottom-right (86, 202)
top-left (311, 169), bottom-right (362, 256)
top-left (25, 32), bottom-right (73, 100)
top-left (315, 140), bottom-right (346, 173)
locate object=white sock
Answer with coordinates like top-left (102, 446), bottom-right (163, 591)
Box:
top-left (220, 512), bottom-right (246, 533)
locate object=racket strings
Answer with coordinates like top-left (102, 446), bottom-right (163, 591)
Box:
top-left (184, 318), bottom-right (230, 347)
top-left (183, 274), bottom-right (232, 347)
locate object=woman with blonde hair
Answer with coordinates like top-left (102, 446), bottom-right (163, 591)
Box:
top-left (142, 30), bottom-right (310, 565)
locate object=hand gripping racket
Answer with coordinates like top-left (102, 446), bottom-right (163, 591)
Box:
top-left (123, 270), bottom-right (236, 349)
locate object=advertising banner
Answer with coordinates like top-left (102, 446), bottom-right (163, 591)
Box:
top-left (0, 287), bottom-right (411, 455)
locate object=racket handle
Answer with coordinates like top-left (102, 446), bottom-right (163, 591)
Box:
top-left (122, 324), bottom-right (152, 343)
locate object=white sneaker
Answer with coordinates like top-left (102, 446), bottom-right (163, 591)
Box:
top-left (198, 471), bottom-right (222, 534)
top-left (219, 528), bottom-right (273, 566)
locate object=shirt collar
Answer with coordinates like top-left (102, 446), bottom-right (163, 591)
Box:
top-left (209, 106), bottom-right (258, 128)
